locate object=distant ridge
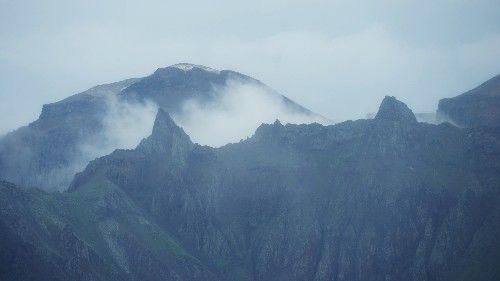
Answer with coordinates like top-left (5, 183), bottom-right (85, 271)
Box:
top-left (438, 74), bottom-right (500, 127)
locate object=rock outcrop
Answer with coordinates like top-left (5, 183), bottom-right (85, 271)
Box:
top-left (375, 96), bottom-right (417, 123)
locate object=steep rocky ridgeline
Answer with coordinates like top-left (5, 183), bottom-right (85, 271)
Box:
top-left (67, 96), bottom-right (500, 281)
top-left (438, 74), bottom-right (500, 128)
top-left (0, 64), bottom-right (322, 191)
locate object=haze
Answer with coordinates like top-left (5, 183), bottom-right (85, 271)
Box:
top-left (1, 0), bottom-right (500, 135)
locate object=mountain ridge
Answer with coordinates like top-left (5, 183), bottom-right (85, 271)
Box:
top-left (0, 63), bottom-right (324, 191)
top-left (1, 69), bottom-right (500, 280)
top-left (66, 96), bottom-right (500, 280)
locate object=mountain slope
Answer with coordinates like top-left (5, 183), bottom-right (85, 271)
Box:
top-left (437, 74), bottom-right (500, 128)
top-left (0, 179), bottom-right (217, 281)
top-left (121, 63), bottom-right (315, 116)
top-left (69, 96), bottom-right (500, 281)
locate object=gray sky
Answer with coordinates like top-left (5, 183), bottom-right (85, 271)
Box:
top-left (1, 0), bottom-right (500, 134)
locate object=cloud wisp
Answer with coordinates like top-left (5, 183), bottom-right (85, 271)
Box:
top-left (172, 79), bottom-right (329, 147)
top-left (78, 96), bottom-right (158, 161)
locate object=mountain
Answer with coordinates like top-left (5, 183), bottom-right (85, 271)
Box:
top-left (2, 70), bottom-right (500, 280)
top-left (0, 64), bottom-right (324, 191)
top-left (437, 74), bottom-right (500, 128)
top-left (62, 96), bottom-right (500, 280)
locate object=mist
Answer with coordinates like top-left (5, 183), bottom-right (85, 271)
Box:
top-left (51, 96), bottom-right (158, 190)
top-left (21, 78), bottom-right (331, 190)
top-left (173, 79), bottom-right (329, 147)
top-left (79, 96), bottom-right (157, 158)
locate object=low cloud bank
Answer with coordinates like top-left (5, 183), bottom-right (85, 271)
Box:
top-left (78, 96), bottom-right (158, 162)
top-left (49, 96), bottom-right (158, 190)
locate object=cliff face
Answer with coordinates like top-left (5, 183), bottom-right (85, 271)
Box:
top-left (66, 96), bottom-right (500, 281)
top-left (438, 75), bottom-right (500, 128)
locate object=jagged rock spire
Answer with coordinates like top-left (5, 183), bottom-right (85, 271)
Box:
top-left (375, 96), bottom-right (417, 123)
top-left (138, 108), bottom-right (193, 156)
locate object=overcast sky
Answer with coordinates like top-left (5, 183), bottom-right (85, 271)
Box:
top-left (1, 0), bottom-right (499, 134)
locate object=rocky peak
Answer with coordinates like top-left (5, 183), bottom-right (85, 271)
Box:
top-left (138, 109), bottom-right (193, 156)
top-left (375, 96), bottom-right (417, 123)
top-left (251, 120), bottom-right (285, 142)
top-left (152, 108), bottom-right (183, 135)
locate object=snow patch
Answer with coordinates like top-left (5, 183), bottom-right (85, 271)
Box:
top-left (171, 63), bottom-right (220, 74)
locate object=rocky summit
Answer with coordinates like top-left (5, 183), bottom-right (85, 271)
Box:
top-left (375, 96), bottom-right (417, 123)
top-left (1, 86), bottom-right (499, 280)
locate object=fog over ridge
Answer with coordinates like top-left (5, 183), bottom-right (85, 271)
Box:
top-left (78, 95), bottom-right (158, 161)
top-left (50, 78), bottom-right (327, 190)
top-left (40, 96), bottom-right (158, 191)
top-left (172, 79), bottom-right (330, 147)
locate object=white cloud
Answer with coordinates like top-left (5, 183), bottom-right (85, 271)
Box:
top-left (173, 79), bottom-right (328, 147)
top-left (58, 96), bottom-right (158, 189)
top-left (79, 96), bottom-right (158, 159)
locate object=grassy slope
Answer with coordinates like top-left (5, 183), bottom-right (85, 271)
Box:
top-left (0, 178), bottom-right (214, 280)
